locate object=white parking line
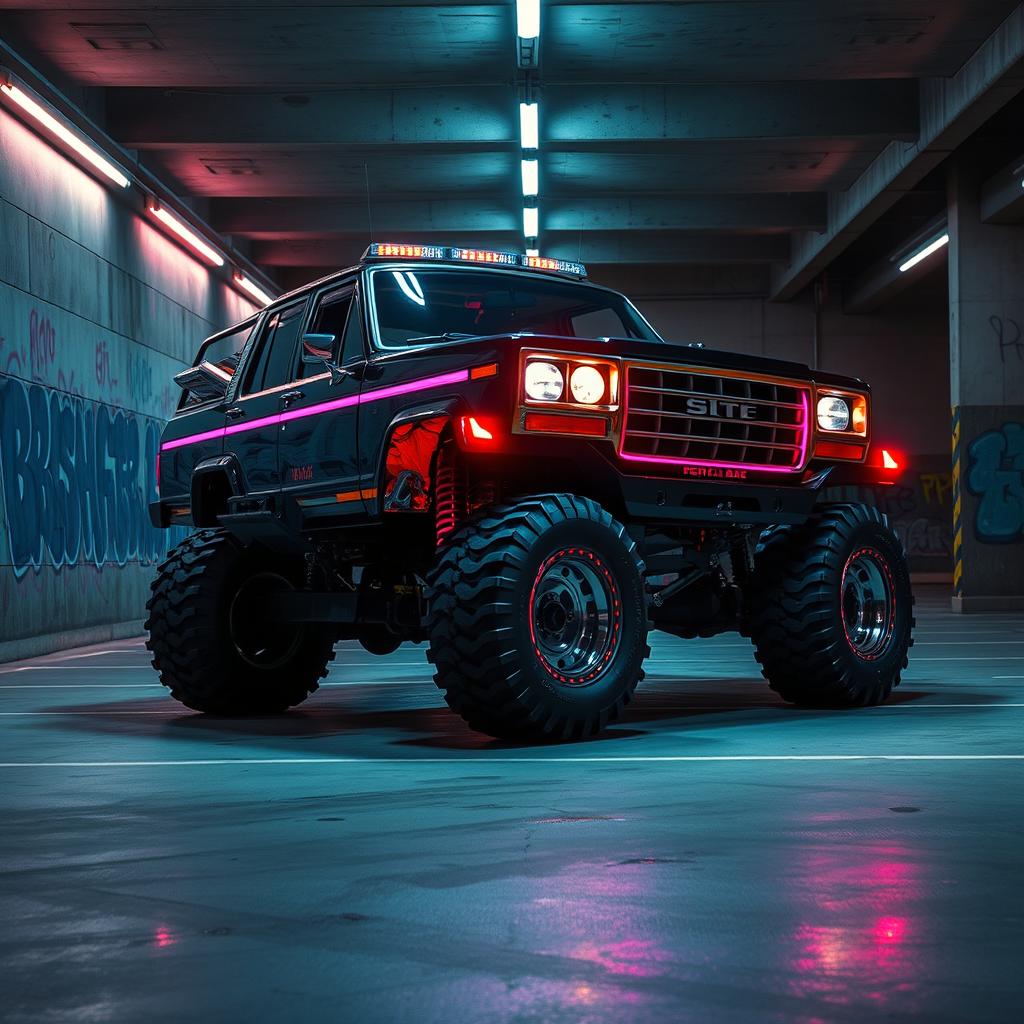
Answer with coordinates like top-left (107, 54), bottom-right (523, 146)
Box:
top-left (4, 702), bottom-right (1024, 715)
top-left (1, 754), bottom-right (1023, 768)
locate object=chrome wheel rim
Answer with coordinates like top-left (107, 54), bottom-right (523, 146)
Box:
top-left (529, 548), bottom-right (622, 684)
top-left (841, 547), bottom-right (896, 660)
top-left (228, 572), bottom-right (303, 670)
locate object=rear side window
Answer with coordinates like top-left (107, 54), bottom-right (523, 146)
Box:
top-left (243, 301), bottom-right (307, 395)
top-left (178, 320), bottom-right (254, 409)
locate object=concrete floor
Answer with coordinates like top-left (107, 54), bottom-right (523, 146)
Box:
top-left (2, 586), bottom-right (1023, 1024)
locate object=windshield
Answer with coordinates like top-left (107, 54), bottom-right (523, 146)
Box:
top-left (368, 267), bottom-right (660, 349)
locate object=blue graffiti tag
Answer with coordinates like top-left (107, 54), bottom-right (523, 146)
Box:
top-left (965, 422), bottom-right (1024, 543)
top-left (0, 373), bottom-right (187, 578)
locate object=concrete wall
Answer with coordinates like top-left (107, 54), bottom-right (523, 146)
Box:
top-left (599, 265), bottom-right (953, 573)
top-left (0, 104), bottom-right (258, 660)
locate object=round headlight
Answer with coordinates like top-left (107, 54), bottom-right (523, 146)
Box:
top-left (524, 361), bottom-right (564, 402)
top-left (817, 396), bottom-right (851, 432)
top-left (569, 365), bottom-right (606, 405)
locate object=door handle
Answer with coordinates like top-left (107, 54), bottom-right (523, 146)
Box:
top-left (225, 406), bottom-right (244, 420)
top-left (281, 390), bottom-right (305, 407)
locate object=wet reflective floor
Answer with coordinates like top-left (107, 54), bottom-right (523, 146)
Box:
top-left (2, 586), bottom-right (1023, 1023)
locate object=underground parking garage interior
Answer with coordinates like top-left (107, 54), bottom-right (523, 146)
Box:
top-left (2, 0), bottom-right (1024, 1019)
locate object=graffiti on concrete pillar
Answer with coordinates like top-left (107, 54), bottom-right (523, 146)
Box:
top-left (965, 422), bottom-right (1024, 542)
top-left (0, 373), bottom-right (186, 578)
top-left (990, 315), bottom-right (1024, 364)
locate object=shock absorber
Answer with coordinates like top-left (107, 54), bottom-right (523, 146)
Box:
top-left (434, 442), bottom-right (462, 546)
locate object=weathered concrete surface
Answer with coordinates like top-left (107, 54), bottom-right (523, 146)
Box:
top-left (947, 162), bottom-right (1024, 610)
top-left (0, 104), bottom-right (257, 655)
top-left (1, 588), bottom-right (1023, 1023)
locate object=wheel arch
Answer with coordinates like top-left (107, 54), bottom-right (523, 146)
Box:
top-left (190, 454), bottom-right (246, 526)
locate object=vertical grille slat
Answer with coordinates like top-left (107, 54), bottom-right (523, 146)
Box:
top-left (620, 363), bottom-right (809, 472)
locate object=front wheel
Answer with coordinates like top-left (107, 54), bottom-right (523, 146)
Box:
top-left (746, 503), bottom-right (914, 707)
top-left (426, 494), bottom-right (650, 741)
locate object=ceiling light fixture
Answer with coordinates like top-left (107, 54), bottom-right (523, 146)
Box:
top-left (516, 0), bottom-right (540, 39)
top-left (233, 272), bottom-right (274, 307)
top-left (898, 233), bottom-right (949, 273)
top-left (523, 206), bottom-right (539, 238)
top-left (521, 158), bottom-right (539, 197)
top-left (0, 79), bottom-right (130, 188)
top-left (519, 102), bottom-right (539, 150)
top-left (149, 202), bottom-right (225, 266)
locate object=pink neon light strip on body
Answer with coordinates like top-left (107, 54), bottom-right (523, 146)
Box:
top-left (618, 387), bottom-right (810, 474)
top-left (161, 368), bottom-right (470, 452)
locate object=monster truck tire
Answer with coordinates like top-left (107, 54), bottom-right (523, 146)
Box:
top-left (426, 494), bottom-right (650, 741)
top-left (746, 503), bottom-right (914, 707)
top-left (145, 529), bottom-right (335, 714)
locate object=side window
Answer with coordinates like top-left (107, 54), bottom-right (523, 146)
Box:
top-left (301, 287), bottom-right (353, 378)
top-left (242, 301), bottom-right (306, 395)
top-left (339, 298), bottom-right (366, 364)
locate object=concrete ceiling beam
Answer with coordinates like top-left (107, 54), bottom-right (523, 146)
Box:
top-left (210, 194), bottom-right (826, 236)
top-left (772, 4), bottom-right (1024, 301)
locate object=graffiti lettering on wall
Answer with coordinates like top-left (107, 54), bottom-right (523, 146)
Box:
top-left (966, 422), bottom-right (1024, 543)
top-left (990, 316), bottom-right (1024, 364)
top-left (0, 373), bottom-right (187, 578)
top-left (828, 460), bottom-right (953, 569)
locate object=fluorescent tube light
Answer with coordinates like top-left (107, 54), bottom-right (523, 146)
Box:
top-left (519, 102), bottom-right (539, 150)
top-left (149, 203), bottom-right (225, 266)
top-left (517, 0), bottom-right (540, 38)
top-left (0, 81), bottom-right (130, 188)
top-left (898, 233), bottom-right (949, 273)
top-left (523, 206), bottom-right (539, 238)
top-left (233, 272), bottom-right (274, 306)
top-left (521, 158), bottom-right (539, 197)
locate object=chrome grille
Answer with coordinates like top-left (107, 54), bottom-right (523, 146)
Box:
top-left (621, 363), bottom-right (809, 471)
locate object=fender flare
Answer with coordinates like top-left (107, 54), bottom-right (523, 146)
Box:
top-left (374, 398), bottom-right (464, 512)
top-left (190, 453), bottom-right (247, 525)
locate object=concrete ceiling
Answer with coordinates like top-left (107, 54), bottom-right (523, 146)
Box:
top-left (3, 0), bottom-right (1022, 292)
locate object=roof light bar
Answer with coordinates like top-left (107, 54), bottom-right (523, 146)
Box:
top-left (0, 80), bottom-right (130, 188)
top-left (523, 255), bottom-right (586, 276)
top-left (362, 243), bottom-right (586, 277)
top-left (898, 233), bottom-right (949, 273)
top-left (519, 102), bottom-right (539, 150)
top-left (149, 202), bottom-right (225, 266)
top-left (450, 247), bottom-right (521, 266)
top-left (368, 242), bottom-right (446, 259)
top-left (233, 272), bottom-right (274, 307)
top-left (516, 0), bottom-right (540, 38)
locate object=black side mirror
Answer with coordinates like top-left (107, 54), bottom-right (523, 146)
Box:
top-left (302, 332), bottom-right (336, 362)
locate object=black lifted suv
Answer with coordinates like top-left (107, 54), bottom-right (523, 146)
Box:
top-left (147, 242), bottom-right (914, 740)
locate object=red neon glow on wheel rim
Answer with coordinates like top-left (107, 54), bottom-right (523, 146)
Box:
top-left (528, 547), bottom-right (622, 685)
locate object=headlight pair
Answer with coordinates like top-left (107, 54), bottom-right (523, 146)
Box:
top-left (523, 359), bottom-right (613, 406)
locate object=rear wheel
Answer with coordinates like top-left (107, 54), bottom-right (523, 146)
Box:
top-left (426, 494), bottom-right (650, 741)
top-left (145, 529), bottom-right (335, 714)
top-left (746, 503), bottom-right (914, 706)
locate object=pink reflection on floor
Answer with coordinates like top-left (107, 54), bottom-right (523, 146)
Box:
top-left (786, 842), bottom-right (923, 1010)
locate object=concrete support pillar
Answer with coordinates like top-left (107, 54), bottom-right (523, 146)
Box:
top-left (947, 162), bottom-right (1024, 611)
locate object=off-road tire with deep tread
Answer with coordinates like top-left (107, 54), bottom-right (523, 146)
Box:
top-left (746, 502), bottom-right (914, 707)
top-left (145, 528), bottom-right (336, 714)
top-left (426, 494), bottom-right (650, 741)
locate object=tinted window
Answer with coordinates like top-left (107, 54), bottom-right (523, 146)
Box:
top-left (243, 301), bottom-right (306, 395)
top-left (339, 298), bottom-right (366, 364)
top-left (370, 268), bottom-right (658, 348)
